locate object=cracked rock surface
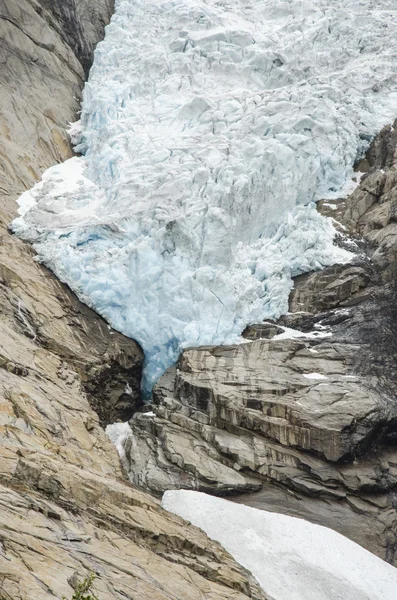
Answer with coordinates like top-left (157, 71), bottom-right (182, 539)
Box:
top-left (125, 120), bottom-right (397, 566)
top-left (0, 0), bottom-right (113, 226)
top-left (0, 3), bottom-right (267, 599)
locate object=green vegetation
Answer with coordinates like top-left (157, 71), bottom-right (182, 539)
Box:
top-left (63, 573), bottom-right (99, 600)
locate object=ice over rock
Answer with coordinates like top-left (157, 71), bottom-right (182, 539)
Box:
top-left (12, 0), bottom-right (397, 392)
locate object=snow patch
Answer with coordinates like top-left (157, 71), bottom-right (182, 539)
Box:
top-left (303, 372), bottom-right (328, 380)
top-left (105, 421), bottom-right (132, 466)
top-left (273, 326), bottom-right (331, 340)
top-left (321, 202), bottom-right (339, 210)
top-left (162, 490), bottom-right (397, 600)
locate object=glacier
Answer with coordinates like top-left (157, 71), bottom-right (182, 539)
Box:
top-left (12, 0), bottom-right (397, 393)
top-left (162, 490), bottom-right (397, 600)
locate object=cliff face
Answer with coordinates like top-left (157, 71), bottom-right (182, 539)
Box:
top-left (0, 3), bottom-right (267, 600)
top-left (0, 0), bottom-right (113, 224)
top-left (34, 0), bottom-right (115, 75)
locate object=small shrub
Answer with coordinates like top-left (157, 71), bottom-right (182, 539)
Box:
top-left (62, 573), bottom-right (99, 600)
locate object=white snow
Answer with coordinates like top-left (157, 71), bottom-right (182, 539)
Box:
top-left (321, 202), bottom-right (339, 210)
top-left (273, 325), bottom-right (332, 340)
top-left (12, 0), bottom-right (397, 393)
top-left (162, 490), bottom-right (397, 600)
top-left (303, 372), bottom-right (328, 380)
top-left (105, 421), bottom-right (132, 466)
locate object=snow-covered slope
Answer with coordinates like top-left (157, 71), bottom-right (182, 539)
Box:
top-left (162, 490), bottom-right (397, 600)
top-left (12, 0), bottom-right (397, 391)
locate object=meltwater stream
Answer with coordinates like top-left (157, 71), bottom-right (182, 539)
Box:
top-left (12, 0), bottom-right (397, 393)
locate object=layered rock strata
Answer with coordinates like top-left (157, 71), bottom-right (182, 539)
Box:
top-left (125, 120), bottom-right (397, 565)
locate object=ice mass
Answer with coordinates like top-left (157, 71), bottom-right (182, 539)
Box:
top-left (12, 0), bottom-right (397, 392)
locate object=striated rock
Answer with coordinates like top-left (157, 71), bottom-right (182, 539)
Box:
top-left (35, 0), bottom-right (115, 75)
top-left (125, 332), bottom-right (397, 562)
top-left (288, 264), bottom-right (371, 313)
top-left (344, 169), bottom-right (397, 240)
top-left (355, 119), bottom-right (397, 172)
top-left (0, 251), bottom-right (265, 600)
top-left (165, 341), bottom-right (389, 463)
top-left (0, 3), bottom-right (267, 599)
top-left (0, 0), bottom-right (143, 426)
top-left (0, 232), bottom-right (143, 426)
top-left (0, 0), bottom-right (113, 225)
top-left (124, 120), bottom-right (397, 565)
top-left (242, 323), bottom-right (284, 340)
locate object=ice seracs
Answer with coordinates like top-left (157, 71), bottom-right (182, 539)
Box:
top-left (162, 490), bottom-right (397, 600)
top-left (12, 0), bottom-right (397, 392)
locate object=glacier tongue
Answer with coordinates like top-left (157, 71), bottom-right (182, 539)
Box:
top-left (12, 0), bottom-right (397, 393)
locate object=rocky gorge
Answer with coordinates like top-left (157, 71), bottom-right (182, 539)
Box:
top-left (0, 2), bottom-right (267, 599)
top-left (2, 0), bottom-right (397, 598)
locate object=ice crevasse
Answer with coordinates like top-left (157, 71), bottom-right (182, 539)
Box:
top-left (12, 0), bottom-right (397, 393)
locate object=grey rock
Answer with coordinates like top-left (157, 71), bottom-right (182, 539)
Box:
top-left (0, 0), bottom-right (113, 227)
top-left (35, 0), bottom-right (114, 75)
top-left (0, 0), bottom-right (144, 425)
top-left (355, 118), bottom-right (397, 172)
top-left (242, 322), bottom-right (284, 340)
top-left (289, 264), bottom-right (371, 313)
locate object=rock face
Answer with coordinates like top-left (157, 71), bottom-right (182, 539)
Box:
top-left (125, 120), bottom-right (397, 565)
top-left (0, 0), bottom-right (112, 226)
top-left (35, 0), bottom-right (115, 75)
top-left (0, 0), bottom-right (142, 427)
top-left (0, 4), bottom-right (267, 600)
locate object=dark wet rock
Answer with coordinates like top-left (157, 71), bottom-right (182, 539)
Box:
top-left (35, 0), bottom-right (114, 75)
top-left (242, 322), bottom-right (284, 340)
top-left (355, 119), bottom-right (397, 172)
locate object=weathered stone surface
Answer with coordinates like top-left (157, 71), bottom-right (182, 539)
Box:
top-left (125, 120), bottom-right (397, 565)
top-left (0, 262), bottom-right (264, 600)
top-left (0, 0), bottom-right (112, 225)
top-left (0, 232), bottom-right (143, 427)
top-left (355, 119), bottom-right (397, 172)
top-left (344, 170), bottom-right (397, 238)
top-left (35, 0), bottom-right (115, 75)
top-left (171, 340), bottom-right (389, 462)
top-left (0, 4), bottom-right (267, 600)
top-left (242, 323), bottom-right (284, 340)
top-left (288, 264), bottom-right (371, 313)
top-left (0, 0), bottom-right (144, 425)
